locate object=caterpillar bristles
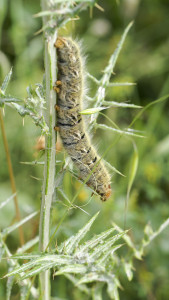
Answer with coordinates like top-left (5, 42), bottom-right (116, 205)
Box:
top-left (54, 37), bottom-right (111, 201)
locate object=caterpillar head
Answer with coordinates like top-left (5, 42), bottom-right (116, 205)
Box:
top-left (99, 184), bottom-right (111, 202)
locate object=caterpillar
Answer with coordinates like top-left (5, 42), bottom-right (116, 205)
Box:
top-left (54, 37), bottom-right (111, 201)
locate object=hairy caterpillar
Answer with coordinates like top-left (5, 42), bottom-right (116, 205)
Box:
top-left (54, 37), bottom-right (111, 201)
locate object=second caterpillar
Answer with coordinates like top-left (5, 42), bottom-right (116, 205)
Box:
top-left (54, 37), bottom-right (111, 201)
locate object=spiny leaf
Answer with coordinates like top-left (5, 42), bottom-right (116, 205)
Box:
top-left (4, 254), bottom-right (73, 278)
top-left (6, 272), bottom-right (14, 300)
top-left (76, 228), bottom-right (115, 255)
top-left (92, 283), bottom-right (104, 300)
top-left (112, 223), bottom-right (142, 260)
top-left (0, 97), bottom-right (21, 107)
top-left (123, 260), bottom-right (134, 281)
top-left (19, 262), bottom-right (56, 280)
top-left (54, 264), bottom-right (87, 276)
top-left (11, 253), bottom-right (41, 260)
top-left (142, 217), bottom-right (169, 247)
top-left (107, 277), bottom-right (121, 300)
top-left (104, 21), bottom-right (133, 75)
top-left (77, 272), bottom-right (115, 285)
top-left (90, 232), bottom-right (125, 260)
top-left (1, 68), bottom-right (12, 93)
top-left (96, 124), bottom-right (144, 138)
top-left (59, 211), bottom-right (100, 254)
top-left (10, 102), bottom-right (30, 117)
top-left (98, 244), bottom-right (123, 265)
top-left (91, 22), bottom-right (134, 123)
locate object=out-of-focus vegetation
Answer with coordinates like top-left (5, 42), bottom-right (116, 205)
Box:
top-left (0, 0), bottom-right (169, 299)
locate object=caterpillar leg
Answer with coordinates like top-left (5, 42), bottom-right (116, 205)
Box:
top-left (54, 38), bottom-right (65, 49)
top-left (56, 80), bottom-right (62, 86)
top-left (54, 104), bottom-right (60, 111)
top-left (54, 126), bottom-right (60, 132)
top-left (54, 80), bottom-right (62, 93)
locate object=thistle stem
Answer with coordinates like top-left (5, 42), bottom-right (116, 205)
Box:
top-left (39, 1), bottom-right (57, 299)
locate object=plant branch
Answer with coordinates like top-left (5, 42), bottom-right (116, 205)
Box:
top-left (39, 1), bottom-right (57, 299)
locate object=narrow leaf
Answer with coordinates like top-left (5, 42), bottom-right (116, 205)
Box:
top-left (96, 124), bottom-right (144, 138)
top-left (123, 260), bottom-right (133, 281)
top-left (0, 97), bottom-right (21, 105)
top-left (0, 194), bottom-right (16, 210)
top-left (92, 283), bottom-right (104, 300)
top-left (17, 236), bottom-right (39, 254)
top-left (1, 68), bottom-right (13, 93)
top-left (98, 244), bottom-right (123, 265)
top-left (78, 273), bottom-right (114, 285)
top-left (90, 233), bottom-right (125, 260)
top-left (20, 262), bottom-right (56, 280)
top-left (103, 100), bottom-right (142, 109)
top-left (104, 161), bottom-right (125, 177)
top-left (77, 228), bottom-right (115, 255)
top-left (80, 107), bottom-right (108, 115)
top-left (127, 142), bottom-right (139, 197)
top-left (6, 275), bottom-right (14, 300)
top-left (2, 211), bottom-right (39, 237)
top-left (112, 223), bottom-right (142, 259)
top-left (105, 21), bottom-right (133, 75)
top-left (125, 142), bottom-right (139, 226)
top-left (4, 254), bottom-right (73, 278)
top-left (108, 82), bottom-right (136, 87)
top-left (54, 264), bottom-right (87, 276)
top-left (34, 8), bottom-right (71, 18)
top-left (60, 212), bottom-right (99, 254)
top-left (107, 277), bottom-right (120, 300)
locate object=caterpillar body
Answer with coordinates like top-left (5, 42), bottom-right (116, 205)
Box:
top-left (54, 37), bottom-right (111, 201)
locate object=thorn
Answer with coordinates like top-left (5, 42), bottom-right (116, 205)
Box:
top-left (94, 3), bottom-right (104, 12)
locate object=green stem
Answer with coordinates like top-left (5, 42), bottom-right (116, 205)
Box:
top-left (39, 1), bottom-right (57, 299)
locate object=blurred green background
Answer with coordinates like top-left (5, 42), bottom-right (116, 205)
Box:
top-left (0, 0), bottom-right (169, 299)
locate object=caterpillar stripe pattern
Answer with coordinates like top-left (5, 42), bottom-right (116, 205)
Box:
top-left (54, 37), bottom-right (111, 201)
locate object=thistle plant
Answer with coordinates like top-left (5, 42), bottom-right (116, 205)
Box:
top-left (1, 1), bottom-right (169, 300)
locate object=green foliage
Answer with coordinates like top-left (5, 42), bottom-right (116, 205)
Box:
top-left (3, 213), bottom-right (169, 300)
top-left (0, 71), bottom-right (48, 134)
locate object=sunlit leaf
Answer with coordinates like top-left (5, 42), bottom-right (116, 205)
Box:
top-left (80, 107), bottom-right (108, 115)
top-left (127, 142), bottom-right (139, 198)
